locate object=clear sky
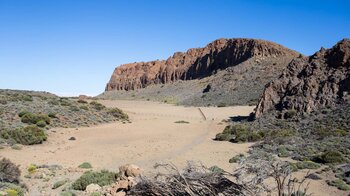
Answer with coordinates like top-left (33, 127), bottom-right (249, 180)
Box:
top-left (0, 0), bottom-right (349, 96)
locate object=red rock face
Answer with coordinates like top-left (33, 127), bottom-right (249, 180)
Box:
top-left (105, 38), bottom-right (299, 91)
top-left (255, 39), bottom-right (350, 118)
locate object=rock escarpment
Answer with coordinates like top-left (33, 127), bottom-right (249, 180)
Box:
top-left (106, 38), bottom-right (299, 91)
top-left (255, 39), bottom-right (350, 118)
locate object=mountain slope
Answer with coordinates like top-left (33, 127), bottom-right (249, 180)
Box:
top-left (102, 38), bottom-right (299, 106)
top-left (255, 38), bottom-right (350, 118)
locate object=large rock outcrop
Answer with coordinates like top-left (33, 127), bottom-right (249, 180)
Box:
top-left (106, 38), bottom-right (299, 91)
top-left (255, 39), bottom-right (350, 118)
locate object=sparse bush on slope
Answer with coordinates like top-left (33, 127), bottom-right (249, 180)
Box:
top-left (1, 126), bottom-right (47, 145)
top-left (0, 158), bottom-right (21, 183)
top-left (72, 170), bottom-right (118, 190)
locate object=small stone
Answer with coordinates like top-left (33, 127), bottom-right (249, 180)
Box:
top-left (86, 183), bottom-right (101, 193)
top-left (116, 191), bottom-right (126, 196)
top-left (127, 176), bottom-right (137, 187)
top-left (119, 164), bottom-right (142, 178)
top-left (69, 137), bottom-right (76, 141)
top-left (306, 173), bottom-right (322, 180)
top-left (116, 180), bottom-right (129, 191)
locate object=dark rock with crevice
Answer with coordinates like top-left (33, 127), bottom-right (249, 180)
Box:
top-left (255, 39), bottom-right (350, 118)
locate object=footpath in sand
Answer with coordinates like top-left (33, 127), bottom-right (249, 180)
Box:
top-left (1, 100), bottom-right (254, 173)
top-left (1, 100), bottom-right (345, 196)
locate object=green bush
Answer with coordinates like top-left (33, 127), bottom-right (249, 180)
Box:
top-left (48, 113), bottom-right (57, 118)
top-left (1, 126), bottom-right (47, 145)
top-left (277, 146), bottom-right (290, 157)
top-left (208, 166), bottom-right (225, 173)
top-left (21, 113), bottom-right (50, 125)
top-left (0, 158), bottom-right (21, 183)
top-left (216, 125), bottom-right (262, 143)
top-left (48, 99), bottom-right (60, 105)
top-left (5, 188), bottom-right (19, 196)
top-left (107, 108), bottom-right (128, 120)
top-left (294, 161), bottom-right (321, 170)
top-left (72, 170), bottom-right (118, 190)
top-left (27, 164), bottom-right (37, 174)
top-left (78, 162), bottom-right (92, 169)
top-left (77, 99), bottom-right (88, 104)
top-left (327, 179), bottom-right (350, 191)
top-left (214, 133), bottom-right (232, 141)
top-left (217, 103), bottom-right (227, 107)
top-left (229, 154), bottom-right (245, 163)
top-left (0, 182), bottom-right (25, 196)
top-left (0, 99), bottom-right (7, 105)
top-left (18, 111), bottom-right (29, 118)
top-left (52, 179), bottom-right (67, 189)
top-left (59, 99), bottom-right (71, 106)
top-left (174, 120), bottom-right (189, 124)
top-left (79, 105), bottom-right (89, 110)
top-left (21, 95), bottom-right (33, 102)
top-left (284, 109), bottom-right (297, 119)
top-left (314, 151), bottom-right (345, 164)
top-left (59, 191), bottom-right (74, 196)
top-left (69, 105), bottom-right (80, 112)
top-left (36, 120), bottom-right (47, 128)
top-left (314, 128), bottom-right (349, 139)
top-left (89, 101), bottom-right (106, 111)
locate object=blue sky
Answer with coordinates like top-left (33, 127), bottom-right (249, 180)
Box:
top-left (0, 0), bottom-right (349, 96)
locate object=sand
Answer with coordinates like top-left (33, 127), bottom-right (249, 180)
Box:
top-left (0, 100), bottom-right (347, 195)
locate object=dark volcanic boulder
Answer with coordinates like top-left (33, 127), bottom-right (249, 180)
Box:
top-left (255, 39), bottom-right (350, 118)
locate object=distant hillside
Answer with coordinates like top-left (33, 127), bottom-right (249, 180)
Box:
top-left (101, 38), bottom-right (299, 106)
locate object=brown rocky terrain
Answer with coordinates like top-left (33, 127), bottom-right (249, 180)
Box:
top-left (255, 38), bottom-right (350, 118)
top-left (103, 38), bottom-right (299, 106)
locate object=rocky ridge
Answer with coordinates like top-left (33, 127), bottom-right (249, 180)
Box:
top-left (106, 38), bottom-right (299, 91)
top-left (255, 39), bottom-right (350, 118)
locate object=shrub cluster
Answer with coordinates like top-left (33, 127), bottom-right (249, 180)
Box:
top-left (72, 170), bottom-right (118, 190)
top-left (20, 112), bottom-right (51, 126)
top-left (313, 151), bottom-right (346, 164)
top-left (1, 125), bottom-right (47, 145)
top-left (78, 162), bottom-right (92, 169)
top-left (90, 101), bottom-right (106, 111)
top-left (0, 158), bottom-right (21, 183)
top-left (215, 125), bottom-right (262, 143)
top-left (107, 108), bottom-right (128, 120)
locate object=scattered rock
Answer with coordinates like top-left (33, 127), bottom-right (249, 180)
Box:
top-left (202, 84), bottom-right (211, 93)
top-left (68, 137), bottom-right (76, 141)
top-left (116, 191), bottom-right (126, 196)
top-left (86, 183), bottom-right (101, 193)
top-left (116, 180), bottom-right (129, 191)
top-left (306, 173), bottom-right (322, 180)
top-left (119, 164), bottom-right (142, 178)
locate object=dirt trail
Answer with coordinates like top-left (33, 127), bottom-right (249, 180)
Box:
top-left (0, 100), bottom-right (346, 196)
top-left (1, 100), bottom-right (254, 173)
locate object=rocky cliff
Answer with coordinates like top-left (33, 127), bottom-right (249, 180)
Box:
top-left (106, 38), bottom-right (299, 91)
top-left (255, 39), bottom-right (350, 118)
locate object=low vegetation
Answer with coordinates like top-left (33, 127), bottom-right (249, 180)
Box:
top-left (52, 179), bottom-right (68, 189)
top-left (1, 126), bottom-right (47, 145)
top-left (0, 90), bottom-right (129, 146)
top-left (174, 120), bottom-right (189, 124)
top-left (0, 158), bottom-right (25, 196)
top-left (0, 158), bottom-right (21, 183)
top-left (327, 179), bottom-right (350, 191)
top-left (216, 103), bottom-right (350, 191)
top-left (72, 170), bottom-right (118, 191)
top-left (78, 162), bottom-right (92, 169)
